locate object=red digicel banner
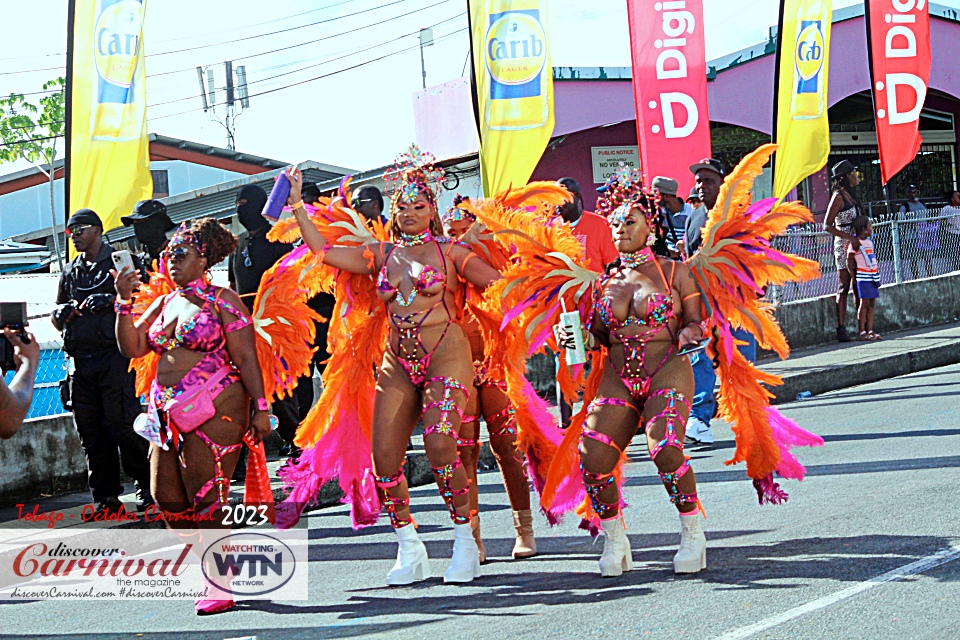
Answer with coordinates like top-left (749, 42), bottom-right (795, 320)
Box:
top-left (626, 0), bottom-right (711, 193)
top-left (866, 0), bottom-right (931, 185)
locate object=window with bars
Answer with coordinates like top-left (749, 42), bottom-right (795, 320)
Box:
top-left (827, 144), bottom-right (957, 206)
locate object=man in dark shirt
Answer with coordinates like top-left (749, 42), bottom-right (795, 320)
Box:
top-left (228, 185), bottom-right (301, 458)
top-left (52, 209), bottom-right (151, 515)
top-left (351, 184), bottom-right (387, 225)
top-left (121, 199), bottom-right (175, 269)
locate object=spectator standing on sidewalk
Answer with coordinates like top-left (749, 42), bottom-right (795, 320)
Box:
top-left (0, 328), bottom-right (39, 439)
top-left (898, 184), bottom-right (927, 280)
top-left (120, 199), bottom-right (176, 269)
top-left (681, 158), bottom-right (757, 444)
top-left (824, 160), bottom-right (862, 343)
top-left (229, 184), bottom-right (301, 463)
top-left (351, 184), bottom-right (388, 226)
top-left (652, 176), bottom-right (690, 257)
top-left (942, 190), bottom-right (960, 272)
top-left (908, 185), bottom-right (939, 278)
top-left (847, 216), bottom-right (882, 341)
top-left (52, 209), bottom-right (152, 515)
top-left (554, 177), bottom-right (619, 427)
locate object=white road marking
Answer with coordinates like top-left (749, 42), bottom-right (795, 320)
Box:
top-left (712, 542), bottom-right (960, 640)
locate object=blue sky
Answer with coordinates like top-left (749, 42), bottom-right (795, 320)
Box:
top-left (1, 0), bottom-right (958, 173)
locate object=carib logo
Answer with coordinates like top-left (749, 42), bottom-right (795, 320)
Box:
top-left (91, 0), bottom-right (144, 141)
top-left (791, 19), bottom-right (825, 120)
top-left (484, 2), bottom-right (548, 131)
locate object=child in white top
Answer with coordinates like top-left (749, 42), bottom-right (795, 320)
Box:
top-left (847, 216), bottom-right (881, 341)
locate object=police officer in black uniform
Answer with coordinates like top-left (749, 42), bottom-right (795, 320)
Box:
top-left (52, 209), bottom-right (152, 516)
top-left (121, 199), bottom-right (176, 268)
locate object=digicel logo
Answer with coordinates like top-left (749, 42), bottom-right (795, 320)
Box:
top-left (875, 0), bottom-right (928, 126)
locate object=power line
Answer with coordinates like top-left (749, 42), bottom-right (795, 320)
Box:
top-left (1, 25), bottom-right (467, 136)
top-left (148, 0), bottom-right (455, 79)
top-left (0, 0), bottom-right (454, 86)
top-left (148, 14), bottom-right (465, 110)
top-left (150, 27), bottom-right (466, 121)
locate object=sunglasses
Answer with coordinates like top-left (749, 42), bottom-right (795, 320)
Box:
top-left (161, 246), bottom-right (192, 263)
top-left (66, 224), bottom-right (94, 237)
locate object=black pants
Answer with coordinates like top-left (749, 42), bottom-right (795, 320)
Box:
top-left (293, 317), bottom-right (331, 423)
top-left (71, 351), bottom-right (150, 502)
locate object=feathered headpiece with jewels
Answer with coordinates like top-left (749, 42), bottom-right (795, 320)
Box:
top-left (169, 222), bottom-right (207, 256)
top-left (384, 144), bottom-right (445, 206)
top-left (595, 163), bottom-right (657, 225)
top-left (442, 194), bottom-right (477, 224)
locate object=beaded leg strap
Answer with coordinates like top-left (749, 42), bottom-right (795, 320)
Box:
top-left (579, 427), bottom-right (624, 519)
top-left (457, 414), bottom-right (479, 447)
top-left (423, 376), bottom-right (469, 439)
top-left (432, 457), bottom-right (471, 524)
top-left (587, 397), bottom-right (641, 416)
top-left (193, 431), bottom-right (243, 517)
top-left (487, 404), bottom-right (518, 438)
top-left (375, 463), bottom-right (413, 529)
top-left (646, 389), bottom-right (698, 506)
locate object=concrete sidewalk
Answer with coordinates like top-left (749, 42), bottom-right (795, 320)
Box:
top-left (760, 321), bottom-right (960, 403)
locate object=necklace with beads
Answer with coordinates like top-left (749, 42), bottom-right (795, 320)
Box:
top-left (397, 230), bottom-right (433, 246)
top-left (620, 247), bottom-right (655, 269)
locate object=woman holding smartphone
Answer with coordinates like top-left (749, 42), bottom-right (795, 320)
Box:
top-left (554, 171), bottom-right (707, 578)
top-left (113, 218), bottom-right (272, 616)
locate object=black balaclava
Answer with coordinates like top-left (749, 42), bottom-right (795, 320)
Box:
top-left (237, 184), bottom-right (269, 232)
top-left (134, 216), bottom-right (172, 259)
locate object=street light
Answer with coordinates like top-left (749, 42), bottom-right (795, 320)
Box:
top-left (419, 27), bottom-right (434, 89)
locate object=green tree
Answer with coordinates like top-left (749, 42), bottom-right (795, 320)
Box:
top-left (0, 78), bottom-right (66, 270)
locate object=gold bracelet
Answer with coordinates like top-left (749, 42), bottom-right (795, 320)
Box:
top-left (289, 200), bottom-right (304, 212)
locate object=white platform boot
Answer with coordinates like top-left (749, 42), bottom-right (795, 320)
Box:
top-left (598, 515), bottom-right (634, 577)
top-left (673, 511), bottom-right (707, 574)
top-left (386, 525), bottom-right (430, 586)
top-left (443, 522), bottom-right (481, 583)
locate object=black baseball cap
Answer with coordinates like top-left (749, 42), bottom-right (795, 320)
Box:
top-left (66, 208), bottom-right (103, 228)
top-left (689, 158), bottom-right (725, 177)
top-left (121, 200), bottom-right (175, 230)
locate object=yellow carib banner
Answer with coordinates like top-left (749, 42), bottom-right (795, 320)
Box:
top-left (469, 0), bottom-right (554, 196)
top-left (68, 0), bottom-right (152, 245)
top-left (773, 0), bottom-right (832, 200)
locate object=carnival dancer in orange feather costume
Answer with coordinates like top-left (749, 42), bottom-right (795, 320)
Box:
top-left (502, 145), bottom-right (824, 578)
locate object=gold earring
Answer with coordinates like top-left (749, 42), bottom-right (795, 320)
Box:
top-left (646, 234), bottom-right (656, 247)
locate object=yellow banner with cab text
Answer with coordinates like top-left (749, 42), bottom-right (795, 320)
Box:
top-left (69, 0), bottom-right (152, 252)
top-left (469, 0), bottom-right (554, 196)
top-left (773, 0), bottom-right (833, 200)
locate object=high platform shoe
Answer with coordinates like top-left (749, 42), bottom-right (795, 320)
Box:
top-left (443, 522), bottom-right (481, 583)
top-left (386, 524), bottom-right (431, 586)
top-left (598, 515), bottom-right (633, 577)
top-left (673, 511), bottom-right (707, 574)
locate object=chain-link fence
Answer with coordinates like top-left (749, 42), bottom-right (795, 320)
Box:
top-left (768, 206), bottom-right (960, 305)
top-left (3, 344), bottom-right (68, 419)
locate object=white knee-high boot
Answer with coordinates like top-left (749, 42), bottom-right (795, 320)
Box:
top-left (386, 525), bottom-right (430, 586)
top-left (673, 510), bottom-right (707, 574)
top-left (599, 515), bottom-right (634, 577)
top-left (444, 522), bottom-right (481, 583)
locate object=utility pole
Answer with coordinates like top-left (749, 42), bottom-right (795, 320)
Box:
top-left (196, 62), bottom-right (249, 150)
top-left (419, 28), bottom-right (433, 89)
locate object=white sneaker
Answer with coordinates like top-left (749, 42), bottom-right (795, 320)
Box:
top-left (686, 416), bottom-right (714, 444)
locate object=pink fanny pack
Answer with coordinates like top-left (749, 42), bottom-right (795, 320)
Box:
top-left (164, 365), bottom-right (233, 433)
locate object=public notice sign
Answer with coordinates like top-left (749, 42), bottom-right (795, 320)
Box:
top-left (591, 146), bottom-right (640, 183)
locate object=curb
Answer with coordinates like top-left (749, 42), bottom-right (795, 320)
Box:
top-left (768, 339), bottom-right (960, 404)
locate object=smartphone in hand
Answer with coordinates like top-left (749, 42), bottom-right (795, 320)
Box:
top-left (111, 249), bottom-right (135, 275)
top-left (677, 337), bottom-right (711, 356)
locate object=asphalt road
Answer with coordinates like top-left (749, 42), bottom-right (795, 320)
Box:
top-left (3, 363), bottom-right (960, 640)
